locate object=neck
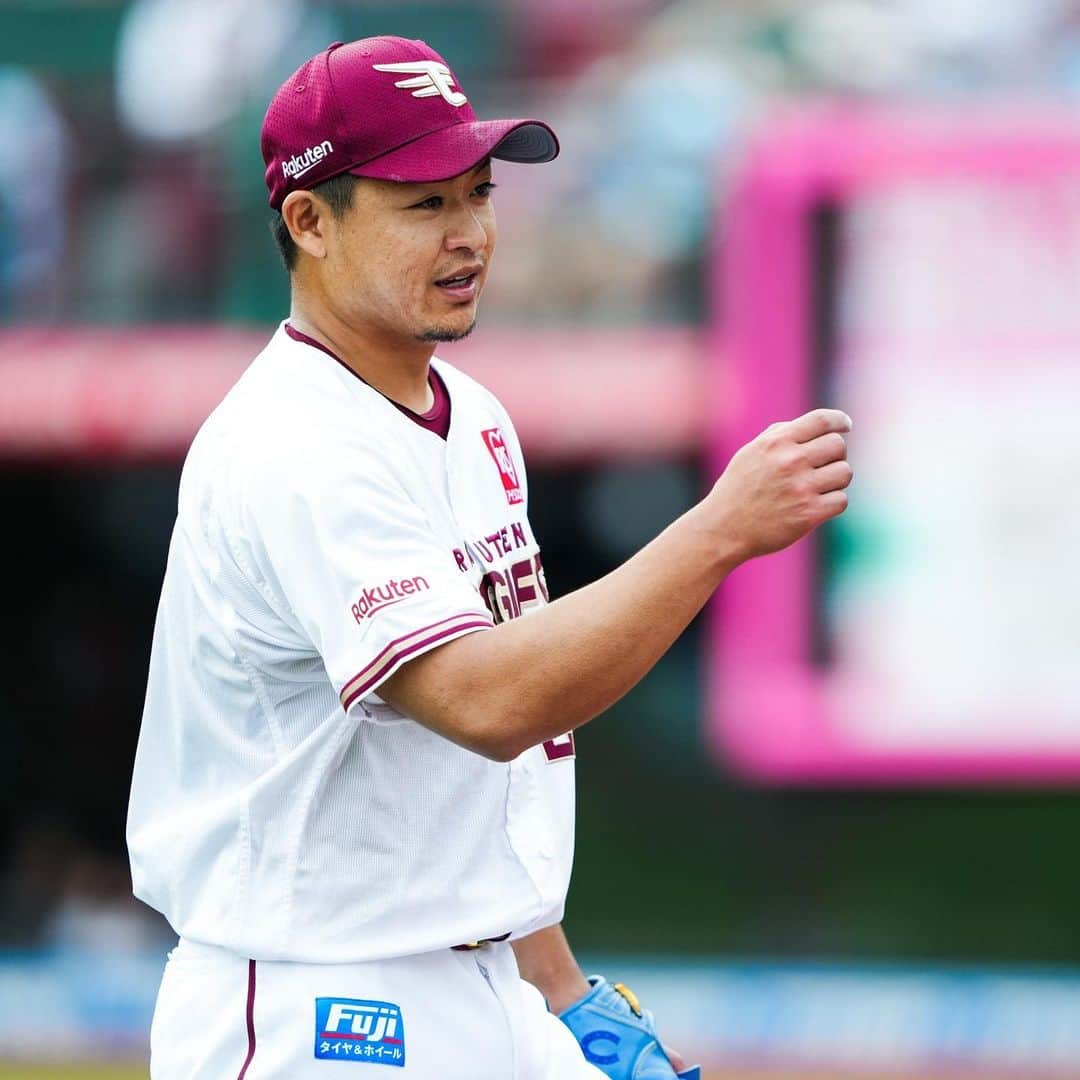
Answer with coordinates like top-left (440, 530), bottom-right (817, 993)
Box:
top-left (289, 286), bottom-right (435, 413)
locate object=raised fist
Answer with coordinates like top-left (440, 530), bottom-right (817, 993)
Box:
top-left (709, 408), bottom-right (853, 561)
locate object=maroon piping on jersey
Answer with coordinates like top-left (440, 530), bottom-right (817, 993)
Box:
top-left (236, 959), bottom-right (256, 1079)
top-left (284, 323), bottom-right (451, 440)
top-left (340, 611), bottom-right (493, 711)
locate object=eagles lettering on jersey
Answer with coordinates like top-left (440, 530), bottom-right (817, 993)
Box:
top-left (451, 530), bottom-right (572, 763)
top-left (451, 526), bottom-right (549, 626)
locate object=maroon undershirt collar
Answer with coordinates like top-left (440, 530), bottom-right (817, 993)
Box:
top-left (284, 322), bottom-right (451, 440)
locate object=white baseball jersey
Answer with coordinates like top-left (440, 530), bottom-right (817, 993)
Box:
top-left (127, 322), bottom-right (576, 964)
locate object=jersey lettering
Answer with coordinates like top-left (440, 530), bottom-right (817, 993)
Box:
top-left (477, 551), bottom-right (573, 762)
top-left (479, 554), bottom-right (547, 624)
top-left (542, 732), bottom-right (576, 762)
top-left (481, 567), bottom-right (518, 623)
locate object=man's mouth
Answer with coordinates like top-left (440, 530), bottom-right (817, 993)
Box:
top-left (434, 267), bottom-right (481, 301)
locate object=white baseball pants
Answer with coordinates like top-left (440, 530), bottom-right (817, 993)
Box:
top-left (149, 937), bottom-right (606, 1079)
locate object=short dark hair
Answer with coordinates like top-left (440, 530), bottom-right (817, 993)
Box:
top-left (270, 173), bottom-right (362, 272)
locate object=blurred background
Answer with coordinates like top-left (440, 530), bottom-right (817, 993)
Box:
top-left (3, 0), bottom-right (1080, 1077)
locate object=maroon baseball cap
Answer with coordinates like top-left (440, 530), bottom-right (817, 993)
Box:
top-left (261, 36), bottom-right (559, 210)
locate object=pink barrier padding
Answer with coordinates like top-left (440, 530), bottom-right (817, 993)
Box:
top-left (0, 326), bottom-right (702, 463)
top-left (709, 104), bottom-right (1080, 784)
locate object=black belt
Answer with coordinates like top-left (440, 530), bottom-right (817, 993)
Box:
top-left (451, 932), bottom-right (511, 951)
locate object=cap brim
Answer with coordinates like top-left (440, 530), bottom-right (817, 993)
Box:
top-left (347, 119), bottom-right (559, 184)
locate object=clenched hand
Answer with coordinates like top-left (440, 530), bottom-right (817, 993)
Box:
top-left (709, 408), bottom-right (853, 561)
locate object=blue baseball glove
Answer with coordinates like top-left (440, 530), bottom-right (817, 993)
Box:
top-left (558, 975), bottom-right (701, 1080)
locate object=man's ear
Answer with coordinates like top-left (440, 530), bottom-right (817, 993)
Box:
top-left (281, 191), bottom-right (329, 261)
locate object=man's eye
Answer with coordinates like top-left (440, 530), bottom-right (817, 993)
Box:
top-left (411, 195), bottom-right (443, 210)
top-left (474, 181), bottom-right (497, 198)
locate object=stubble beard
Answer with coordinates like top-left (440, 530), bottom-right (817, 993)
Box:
top-left (417, 318), bottom-right (477, 343)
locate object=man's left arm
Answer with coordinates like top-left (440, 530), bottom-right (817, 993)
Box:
top-left (511, 923), bottom-right (591, 1013)
top-left (511, 924), bottom-right (696, 1079)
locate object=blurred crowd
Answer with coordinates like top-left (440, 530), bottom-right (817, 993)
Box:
top-left (11, 0), bottom-right (1080, 328)
top-left (5, 0), bottom-right (1080, 980)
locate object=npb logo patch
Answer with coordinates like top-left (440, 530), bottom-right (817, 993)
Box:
top-left (315, 998), bottom-right (405, 1067)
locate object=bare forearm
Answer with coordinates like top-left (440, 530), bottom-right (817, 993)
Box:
top-left (383, 501), bottom-right (741, 759)
top-left (511, 924), bottom-right (590, 1013)
top-left (382, 408), bottom-right (853, 760)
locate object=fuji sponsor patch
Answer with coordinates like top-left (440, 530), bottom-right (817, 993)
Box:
top-left (481, 428), bottom-right (523, 505)
top-left (315, 998), bottom-right (405, 1066)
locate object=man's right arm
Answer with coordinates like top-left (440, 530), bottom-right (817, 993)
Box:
top-left (380, 408), bottom-right (853, 762)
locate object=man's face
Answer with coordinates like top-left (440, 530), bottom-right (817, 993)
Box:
top-left (319, 162), bottom-right (497, 343)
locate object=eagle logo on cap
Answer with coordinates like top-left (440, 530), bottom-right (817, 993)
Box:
top-left (373, 61), bottom-right (468, 107)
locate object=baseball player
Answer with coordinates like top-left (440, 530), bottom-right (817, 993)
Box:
top-left (127, 36), bottom-right (852, 1080)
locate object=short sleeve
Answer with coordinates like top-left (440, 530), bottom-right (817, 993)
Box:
top-left (237, 445), bottom-right (493, 712)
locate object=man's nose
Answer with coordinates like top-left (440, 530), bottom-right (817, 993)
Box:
top-left (445, 205), bottom-right (489, 254)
